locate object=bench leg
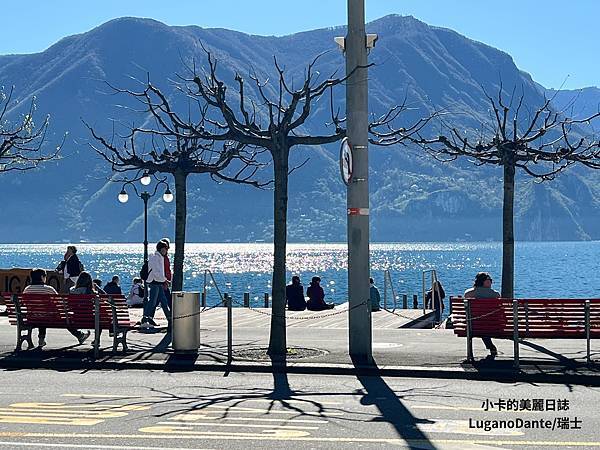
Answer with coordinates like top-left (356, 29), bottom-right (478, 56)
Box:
top-left (112, 329), bottom-right (128, 353)
top-left (16, 327), bottom-right (34, 352)
top-left (513, 338), bottom-right (520, 370)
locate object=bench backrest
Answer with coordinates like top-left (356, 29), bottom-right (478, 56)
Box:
top-left (451, 296), bottom-right (600, 339)
top-left (0, 293), bottom-right (130, 329)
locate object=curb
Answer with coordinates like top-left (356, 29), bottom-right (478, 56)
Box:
top-left (1, 355), bottom-right (599, 385)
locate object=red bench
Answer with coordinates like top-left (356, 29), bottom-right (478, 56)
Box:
top-left (0, 293), bottom-right (134, 357)
top-left (450, 296), bottom-right (600, 369)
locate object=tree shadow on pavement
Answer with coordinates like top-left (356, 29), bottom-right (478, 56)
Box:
top-left (353, 357), bottom-right (437, 450)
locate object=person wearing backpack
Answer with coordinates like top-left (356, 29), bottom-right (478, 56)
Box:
top-left (141, 240), bottom-right (171, 330)
top-left (126, 278), bottom-right (144, 308)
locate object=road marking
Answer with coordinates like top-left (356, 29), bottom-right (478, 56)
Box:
top-left (0, 401), bottom-right (150, 426)
top-left (1, 432), bottom-right (600, 446)
top-left (0, 441), bottom-right (213, 450)
top-left (417, 419), bottom-right (523, 436)
top-left (158, 421), bottom-right (319, 430)
top-left (171, 413), bottom-right (327, 424)
top-left (139, 427), bottom-right (311, 438)
top-left (202, 405), bottom-right (343, 415)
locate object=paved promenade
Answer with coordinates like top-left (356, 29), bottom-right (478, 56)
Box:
top-left (0, 307), bottom-right (598, 384)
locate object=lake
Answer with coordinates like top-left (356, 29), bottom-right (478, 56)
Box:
top-left (0, 242), bottom-right (597, 313)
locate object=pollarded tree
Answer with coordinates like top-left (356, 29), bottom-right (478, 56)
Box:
top-left (87, 80), bottom-right (266, 291)
top-left (179, 49), bottom-right (431, 357)
top-left (0, 86), bottom-right (61, 172)
top-left (400, 86), bottom-right (600, 297)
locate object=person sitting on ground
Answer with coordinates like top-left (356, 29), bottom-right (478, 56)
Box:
top-left (286, 276), bottom-right (306, 311)
top-left (92, 279), bottom-right (106, 294)
top-left (104, 275), bottom-right (122, 296)
top-left (464, 272), bottom-right (500, 358)
top-left (23, 268), bottom-right (90, 348)
top-left (306, 276), bottom-right (335, 311)
top-left (127, 278), bottom-right (145, 308)
top-left (370, 277), bottom-right (381, 312)
top-left (426, 280), bottom-right (446, 323)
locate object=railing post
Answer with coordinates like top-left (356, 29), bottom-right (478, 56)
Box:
top-left (243, 292), bottom-right (250, 308)
top-left (402, 294), bottom-right (407, 309)
top-left (226, 293), bottom-right (232, 365)
top-left (201, 291), bottom-right (206, 308)
top-left (94, 296), bottom-right (100, 359)
top-left (264, 293), bottom-right (269, 308)
top-left (513, 299), bottom-right (520, 371)
top-left (585, 300), bottom-right (591, 365)
top-left (464, 298), bottom-right (473, 362)
top-left (412, 294), bottom-right (418, 309)
top-left (383, 271), bottom-right (388, 311)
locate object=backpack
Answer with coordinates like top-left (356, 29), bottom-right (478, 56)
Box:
top-left (140, 261), bottom-right (152, 281)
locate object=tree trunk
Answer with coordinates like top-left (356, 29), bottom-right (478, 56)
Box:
top-left (501, 163), bottom-right (515, 298)
top-left (173, 170), bottom-right (188, 292)
top-left (268, 149), bottom-right (289, 358)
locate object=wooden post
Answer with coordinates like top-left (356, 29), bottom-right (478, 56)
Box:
top-left (244, 292), bottom-right (250, 308)
top-left (264, 293), bottom-right (269, 308)
top-left (402, 294), bottom-right (408, 309)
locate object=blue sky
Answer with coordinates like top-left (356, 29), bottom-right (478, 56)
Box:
top-left (2, 0), bottom-right (598, 89)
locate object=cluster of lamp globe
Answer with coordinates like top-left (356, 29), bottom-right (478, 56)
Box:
top-left (117, 171), bottom-right (174, 204)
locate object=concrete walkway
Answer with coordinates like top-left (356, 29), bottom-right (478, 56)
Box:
top-left (1, 309), bottom-right (599, 384)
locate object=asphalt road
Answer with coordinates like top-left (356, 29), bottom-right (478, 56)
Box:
top-left (0, 368), bottom-right (599, 449)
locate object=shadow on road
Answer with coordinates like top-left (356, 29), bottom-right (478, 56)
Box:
top-left (353, 357), bottom-right (436, 449)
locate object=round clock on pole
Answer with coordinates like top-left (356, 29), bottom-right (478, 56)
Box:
top-left (339, 137), bottom-right (353, 185)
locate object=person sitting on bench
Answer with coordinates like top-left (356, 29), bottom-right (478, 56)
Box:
top-left (464, 272), bottom-right (500, 358)
top-left (23, 268), bottom-right (90, 348)
top-left (306, 276), bottom-right (334, 311)
top-left (286, 276), bottom-right (306, 311)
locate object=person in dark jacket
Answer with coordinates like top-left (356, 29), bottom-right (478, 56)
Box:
top-left (286, 276), bottom-right (306, 311)
top-left (426, 280), bottom-right (446, 323)
top-left (56, 245), bottom-right (84, 293)
top-left (104, 275), bottom-right (122, 296)
top-left (306, 276), bottom-right (334, 311)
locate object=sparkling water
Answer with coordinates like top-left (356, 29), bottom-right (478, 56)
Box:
top-left (0, 242), bottom-right (596, 312)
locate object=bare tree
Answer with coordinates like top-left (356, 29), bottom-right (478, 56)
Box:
top-left (398, 86), bottom-right (600, 297)
top-left (0, 86), bottom-right (60, 172)
top-left (87, 80), bottom-right (266, 291)
top-left (180, 49), bottom-right (431, 357)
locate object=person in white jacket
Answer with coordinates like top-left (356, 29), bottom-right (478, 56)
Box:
top-left (141, 240), bottom-right (171, 330)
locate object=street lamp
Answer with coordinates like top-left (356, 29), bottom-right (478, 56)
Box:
top-left (117, 173), bottom-right (174, 305)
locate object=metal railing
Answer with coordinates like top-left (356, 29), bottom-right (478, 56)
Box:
top-left (422, 269), bottom-right (440, 315)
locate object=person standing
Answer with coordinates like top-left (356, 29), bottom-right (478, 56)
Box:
top-left (56, 245), bottom-right (84, 293)
top-left (369, 277), bottom-right (381, 312)
top-left (160, 238), bottom-right (172, 308)
top-left (141, 240), bottom-right (171, 330)
top-left (24, 268), bottom-right (90, 348)
top-left (426, 280), bottom-right (446, 323)
top-left (286, 276), bottom-right (306, 311)
top-left (464, 272), bottom-right (500, 358)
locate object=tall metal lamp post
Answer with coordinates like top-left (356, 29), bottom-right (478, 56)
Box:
top-left (117, 171), bottom-right (174, 305)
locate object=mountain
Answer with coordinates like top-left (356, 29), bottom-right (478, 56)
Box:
top-left (0, 15), bottom-right (599, 243)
